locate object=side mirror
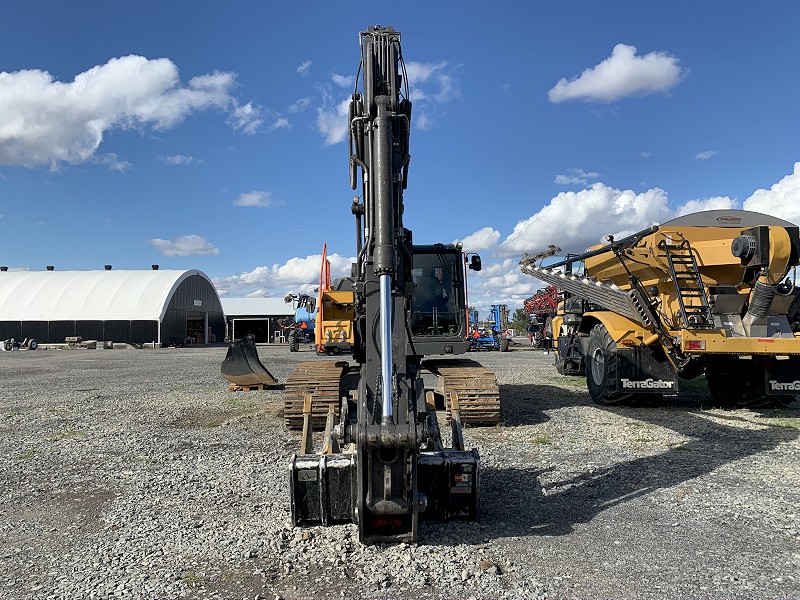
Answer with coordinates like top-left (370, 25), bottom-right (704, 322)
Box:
top-left (469, 255), bottom-right (482, 272)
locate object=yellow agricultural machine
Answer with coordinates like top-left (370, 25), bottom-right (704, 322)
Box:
top-left (314, 243), bottom-right (355, 355)
top-left (520, 209), bottom-right (800, 407)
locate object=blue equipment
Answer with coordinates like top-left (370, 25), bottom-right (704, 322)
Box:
top-left (469, 304), bottom-right (510, 351)
top-left (281, 294), bottom-right (317, 352)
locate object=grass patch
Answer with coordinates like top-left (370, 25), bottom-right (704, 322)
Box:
top-left (124, 453), bottom-right (154, 464)
top-left (531, 435), bottom-right (552, 445)
top-left (762, 417), bottom-right (800, 429)
top-left (15, 449), bottom-right (40, 461)
top-left (673, 488), bottom-right (690, 502)
top-left (543, 375), bottom-right (586, 389)
top-left (183, 572), bottom-right (205, 589)
top-left (222, 393), bottom-right (260, 408)
top-left (46, 428), bottom-right (84, 441)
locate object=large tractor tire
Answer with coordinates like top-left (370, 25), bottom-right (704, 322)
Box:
top-left (705, 357), bottom-right (786, 408)
top-left (532, 331), bottom-right (543, 349)
top-left (499, 337), bottom-right (510, 352)
top-left (288, 331), bottom-right (299, 353)
top-left (585, 323), bottom-right (628, 406)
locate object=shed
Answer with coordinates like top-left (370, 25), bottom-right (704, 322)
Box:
top-left (220, 297), bottom-right (293, 343)
top-left (0, 269), bottom-right (224, 346)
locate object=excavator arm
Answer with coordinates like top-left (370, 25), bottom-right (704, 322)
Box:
top-left (289, 26), bottom-right (479, 544)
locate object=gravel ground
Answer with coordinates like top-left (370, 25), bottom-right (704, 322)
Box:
top-left (1, 341), bottom-right (799, 600)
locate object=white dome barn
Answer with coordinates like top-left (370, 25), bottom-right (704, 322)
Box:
top-left (0, 268), bottom-right (224, 346)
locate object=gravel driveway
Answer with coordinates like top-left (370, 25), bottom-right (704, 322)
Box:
top-left (1, 342), bottom-right (799, 599)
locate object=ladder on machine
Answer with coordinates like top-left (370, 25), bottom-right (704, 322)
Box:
top-left (663, 240), bottom-right (714, 329)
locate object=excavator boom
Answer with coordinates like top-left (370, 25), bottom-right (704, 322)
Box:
top-left (289, 26), bottom-right (480, 544)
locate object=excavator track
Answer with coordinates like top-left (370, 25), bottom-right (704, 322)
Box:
top-left (283, 360), bottom-right (349, 430)
top-left (423, 358), bottom-right (501, 426)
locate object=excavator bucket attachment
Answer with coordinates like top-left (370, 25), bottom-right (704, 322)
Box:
top-left (221, 334), bottom-right (278, 387)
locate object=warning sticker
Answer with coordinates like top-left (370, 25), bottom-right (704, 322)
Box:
top-left (297, 469), bottom-right (318, 482)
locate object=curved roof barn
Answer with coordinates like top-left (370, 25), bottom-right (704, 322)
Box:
top-left (0, 269), bottom-right (224, 345)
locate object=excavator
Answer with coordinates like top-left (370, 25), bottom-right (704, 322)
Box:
top-left (520, 209), bottom-right (800, 407)
top-left (284, 25), bottom-right (498, 544)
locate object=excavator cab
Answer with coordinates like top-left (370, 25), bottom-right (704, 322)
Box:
top-left (410, 244), bottom-right (471, 354)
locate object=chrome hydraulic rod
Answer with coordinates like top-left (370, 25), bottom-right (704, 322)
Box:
top-left (379, 274), bottom-right (393, 421)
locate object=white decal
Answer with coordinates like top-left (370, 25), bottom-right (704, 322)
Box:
top-left (768, 380), bottom-right (800, 391)
top-left (621, 378), bottom-right (675, 389)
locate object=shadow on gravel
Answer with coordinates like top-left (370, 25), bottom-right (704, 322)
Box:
top-left (461, 384), bottom-right (799, 543)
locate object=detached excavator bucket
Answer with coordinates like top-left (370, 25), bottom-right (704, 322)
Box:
top-left (221, 334), bottom-right (278, 387)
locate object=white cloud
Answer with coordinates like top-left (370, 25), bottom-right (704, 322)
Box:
top-left (0, 55), bottom-right (262, 168)
top-left (464, 258), bottom-right (541, 314)
top-left (92, 153), bottom-right (132, 172)
top-left (744, 162), bottom-right (800, 224)
top-left (297, 60), bottom-right (312, 77)
top-left (457, 227), bottom-right (501, 252)
top-left (554, 168), bottom-right (600, 186)
top-left (641, 151), bottom-right (652, 158)
top-left (695, 150), bottom-right (718, 160)
top-left (228, 102), bottom-right (263, 134)
top-left (214, 252), bottom-right (355, 297)
top-left (405, 61), bottom-right (458, 112)
top-left (161, 154), bottom-right (202, 166)
top-left (413, 111), bottom-right (432, 131)
top-left (405, 61), bottom-right (448, 86)
top-left (548, 43), bottom-right (685, 103)
top-left (149, 234), bottom-right (219, 257)
top-left (331, 73), bottom-right (354, 88)
top-left (499, 183), bottom-right (670, 256)
top-left (288, 97), bottom-right (311, 113)
top-left (233, 190), bottom-right (284, 208)
top-left (673, 196), bottom-right (735, 217)
top-left (267, 117), bottom-right (290, 132)
top-left (316, 97), bottom-right (350, 145)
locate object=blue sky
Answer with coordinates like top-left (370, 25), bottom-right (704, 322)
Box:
top-left (2, 1), bottom-right (800, 315)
